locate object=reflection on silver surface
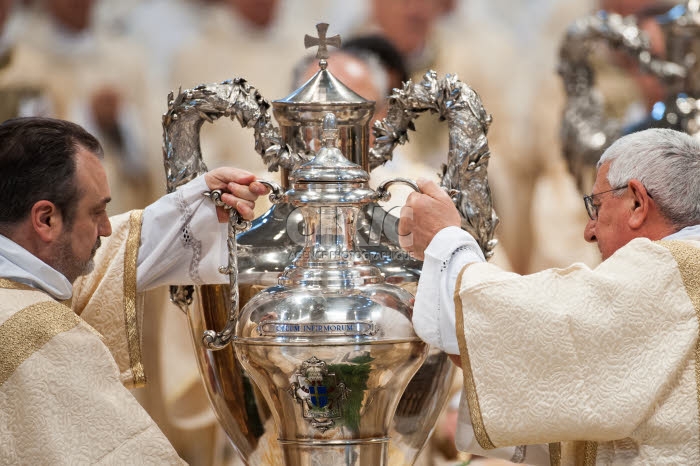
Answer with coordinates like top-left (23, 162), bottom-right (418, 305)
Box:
top-left (162, 23), bottom-right (499, 465)
top-left (559, 1), bottom-right (699, 190)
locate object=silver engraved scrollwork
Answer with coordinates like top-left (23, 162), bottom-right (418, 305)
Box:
top-left (162, 78), bottom-right (303, 193)
top-left (370, 71), bottom-right (499, 258)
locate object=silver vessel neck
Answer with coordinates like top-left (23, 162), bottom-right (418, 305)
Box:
top-left (279, 113), bottom-right (383, 288)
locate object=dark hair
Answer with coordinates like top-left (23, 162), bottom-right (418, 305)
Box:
top-left (0, 117), bottom-right (103, 231)
top-left (342, 34), bottom-right (410, 88)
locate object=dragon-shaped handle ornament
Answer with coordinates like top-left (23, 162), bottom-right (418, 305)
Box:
top-left (370, 71), bottom-right (498, 258)
top-left (559, 8), bottom-right (687, 190)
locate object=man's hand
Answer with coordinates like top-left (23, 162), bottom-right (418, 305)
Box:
top-left (398, 179), bottom-right (461, 260)
top-left (204, 167), bottom-right (270, 222)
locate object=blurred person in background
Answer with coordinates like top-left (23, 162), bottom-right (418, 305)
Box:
top-left (0, 0), bottom-right (54, 121)
top-left (19, 0), bottom-right (162, 216)
top-left (362, 0), bottom-right (446, 74)
top-left (170, 0), bottom-right (295, 182)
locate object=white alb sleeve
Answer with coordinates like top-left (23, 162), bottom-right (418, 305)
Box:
top-left (136, 175), bottom-right (229, 290)
top-left (413, 226), bottom-right (485, 354)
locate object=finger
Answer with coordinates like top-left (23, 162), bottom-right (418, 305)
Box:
top-left (221, 192), bottom-right (255, 213)
top-left (416, 178), bottom-right (451, 201)
top-left (397, 207), bottom-right (414, 251)
top-left (404, 190), bottom-right (421, 207)
top-left (216, 201), bottom-right (255, 222)
top-left (215, 207), bottom-right (228, 223)
top-left (220, 167), bottom-right (256, 184)
top-left (235, 202), bottom-right (255, 221)
top-left (397, 205), bottom-right (414, 237)
top-left (226, 182), bottom-right (262, 202)
top-left (206, 167), bottom-right (256, 190)
top-left (249, 180), bottom-right (271, 195)
top-left (398, 232), bottom-right (413, 251)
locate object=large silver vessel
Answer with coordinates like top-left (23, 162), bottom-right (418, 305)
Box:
top-left (162, 23), bottom-right (497, 465)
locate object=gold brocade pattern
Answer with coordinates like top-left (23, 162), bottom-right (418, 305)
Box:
top-left (573, 440), bottom-right (597, 466)
top-left (548, 442), bottom-right (561, 466)
top-left (584, 441), bottom-right (597, 465)
top-left (454, 263), bottom-right (496, 450)
top-left (0, 301), bottom-right (81, 385)
top-left (123, 210), bottom-right (145, 386)
top-left (658, 240), bottom-right (700, 456)
top-left (0, 278), bottom-right (34, 292)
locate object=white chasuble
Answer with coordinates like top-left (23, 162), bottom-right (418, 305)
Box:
top-left (454, 237), bottom-right (700, 465)
top-left (0, 211), bottom-right (184, 465)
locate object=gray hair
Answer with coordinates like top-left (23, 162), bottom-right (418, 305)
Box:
top-left (598, 128), bottom-right (700, 227)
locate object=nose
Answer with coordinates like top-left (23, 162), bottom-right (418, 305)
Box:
top-left (100, 215), bottom-right (112, 237)
top-left (584, 218), bottom-right (596, 243)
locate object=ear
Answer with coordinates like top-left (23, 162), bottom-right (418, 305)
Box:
top-left (30, 200), bottom-right (64, 243)
top-left (627, 179), bottom-right (651, 230)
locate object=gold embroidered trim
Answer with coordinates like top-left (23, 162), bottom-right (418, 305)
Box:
top-left (123, 210), bottom-right (145, 387)
top-left (0, 278), bottom-right (35, 291)
top-left (583, 441), bottom-right (597, 466)
top-left (0, 279), bottom-right (71, 306)
top-left (0, 301), bottom-right (81, 386)
top-left (548, 443), bottom-right (561, 466)
top-left (658, 240), bottom-right (700, 456)
top-left (454, 263), bottom-right (496, 449)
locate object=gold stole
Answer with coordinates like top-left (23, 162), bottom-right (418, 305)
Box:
top-left (660, 240), bottom-right (700, 460)
top-left (0, 280), bottom-right (82, 386)
top-left (122, 210), bottom-right (145, 386)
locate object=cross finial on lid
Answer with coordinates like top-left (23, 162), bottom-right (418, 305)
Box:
top-left (304, 23), bottom-right (341, 68)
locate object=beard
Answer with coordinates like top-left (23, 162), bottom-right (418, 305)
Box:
top-left (54, 234), bottom-right (100, 283)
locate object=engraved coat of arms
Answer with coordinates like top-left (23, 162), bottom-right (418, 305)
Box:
top-left (288, 356), bottom-right (350, 432)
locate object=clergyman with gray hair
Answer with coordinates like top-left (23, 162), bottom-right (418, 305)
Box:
top-left (397, 128), bottom-right (700, 464)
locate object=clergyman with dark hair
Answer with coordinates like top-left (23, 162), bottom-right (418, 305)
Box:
top-left (0, 117), bottom-right (268, 464)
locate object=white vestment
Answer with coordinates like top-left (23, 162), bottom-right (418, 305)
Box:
top-left (0, 176), bottom-right (228, 464)
top-left (414, 224), bottom-right (700, 465)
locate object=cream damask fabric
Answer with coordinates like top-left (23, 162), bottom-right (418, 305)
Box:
top-left (454, 238), bottom-right (700, 465)
top-left (0, 284), bottom-right (184, 465)
top-left (72, 210), bottom-right (145, 387)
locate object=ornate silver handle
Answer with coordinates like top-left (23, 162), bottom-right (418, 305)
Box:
top-left (370, 71), bottom-right (498, 258)
top-left (558, 9), bottom-right (686, 190)
top-left (373, 177), bottom-right (459, 205)
top-left (201, 190), bottom-right (251, 350)
top-left (373, 177), bottom-right (420, 202)
top-left (162, 79), bottom-right (304, 313)
top-left (162, 79), bottom-right (303, 193)
top-left (257, 180), bottom-right (286, 204)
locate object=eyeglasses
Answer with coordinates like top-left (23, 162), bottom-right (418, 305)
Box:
top-left (583, 186), bottom-right (627, 220)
